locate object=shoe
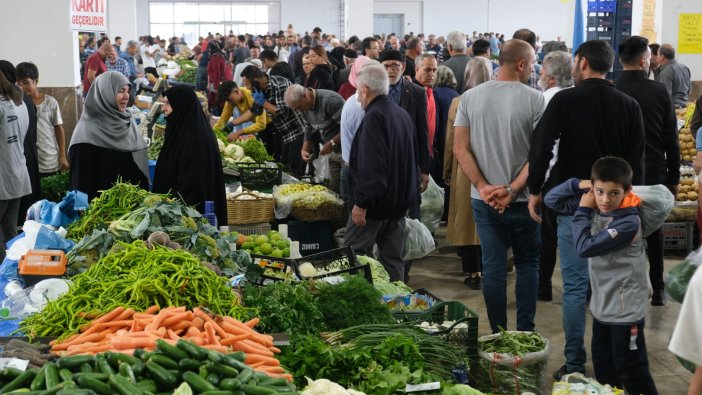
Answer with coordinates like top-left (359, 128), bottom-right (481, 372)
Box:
top-left (553, 365), bottom-right (569, 381)
top-left (464, 275), bottom-right (482, 290)
top-left (651, 289), bottom-right (666, 306)
top-left (537, 289), bottom-right (553, 302)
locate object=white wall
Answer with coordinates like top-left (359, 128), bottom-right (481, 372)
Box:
top-left (108, 0), bottom-right (138, 45)
top-left (375, 1), bottom-right (423, 36)
top-left (0, 0), bottom-right (79, 87)
top-left (347, 0), bottom-right (374, 38)
top-left (660, 0), bottom-right (702, 80)
top-left (281, 0), bottom-right (342, 36)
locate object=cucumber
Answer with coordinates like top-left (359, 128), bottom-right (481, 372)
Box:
top-left (218, 378), bottom-right (241, 391)
top-left (0, 368), bottom-right (37, 393)
top-left (38, 384), bottom-right (65, 395)
top-left (30, 365), bottom-right (47, 391)
top-left (70, 374), bottom-right (108, 382)
top-left (227, 352), bottom-right (246, 362)
top-left (118, 363), bottom-right (136, 384)
top-left (183, 371), bottom-right (216, 393)
top-left (203, 392), bottom-right (238, 395)
top-left (108, 374), bottom-right (143, 395)
top-left (206, 372), bottom-right (221, 387)
top-left (147, 355), bottom-right (178, 371)
top-left (56, 390), bottom-right (97, 395)
top-left (252, 372), bottom-right (270, 383)
top-left (209, 364), bottom-right (239, 378)
top-left (78, 364), bottom-right (93, 374)
top-left (44, 363), bottom-right (59, 389)
top-left (176, 340), bottom-right (208, 361)
top-left (234, 369), bottom-right (253, 385)
top-left (258, 378), bottom-right (289, 387)
top-left (58, 369), bottom-right (73, 383)
top-left (135, 379), bottom-right (157, 394)
top-left (206, 349), bottom-right (226, 364)
top-left (177, 358), bottom-right (202, 372)
top-left (105, 352), bottom-right (141, 366)
top-left (94, 357), bottom-right (113, 376)
top-left (155, 340), bottom-right (188, 361)
top-left (144, 362), bottom-right (177, 388)
top-left (75, 376), bottom-right (111, 395)
top-left (239, 384), bottom-right (278, 395)
top-left (132, 349), bottom-right (147, 359)
top-left (56, 356), bottom-right (95, 370)
top-left (0, 368), bottom-right (25, 381)
top-left (223, 357), bottom-right (249, 372)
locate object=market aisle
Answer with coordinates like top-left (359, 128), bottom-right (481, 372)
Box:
top-left (408, 227), bottom-right (693, 394)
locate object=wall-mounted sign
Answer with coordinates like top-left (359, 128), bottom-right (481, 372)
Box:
top-left (679, 14), bottom-right (702, 54)
top-left (70, 0), bottom-right (107, 32)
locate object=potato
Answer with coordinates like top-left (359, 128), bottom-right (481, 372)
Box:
top-left (687, 191), bottom-right (699, 200)
top-left (677, 192), bottom-right (688, 201)
top-left (683, 155), bottom-right (692, 161)
top-left (680, 185), bottom-right (690, 193)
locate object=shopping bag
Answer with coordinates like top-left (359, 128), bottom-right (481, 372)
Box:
top-left (313, 154), bottom-right (331, 184)
top-left (631, 185), bottom-right (675, 237)
top-left (420, 175), bottom-right (445, 232)
top-left (403, 218), bottom-right (435, 261)
top-left (665, 246), bottom-right (702, 303)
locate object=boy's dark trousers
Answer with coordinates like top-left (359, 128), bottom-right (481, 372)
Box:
top-left (592, 319), bottom-right (659, 395)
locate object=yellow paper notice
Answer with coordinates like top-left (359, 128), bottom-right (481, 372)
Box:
top-left (679, 14), bottom-right (702, 54)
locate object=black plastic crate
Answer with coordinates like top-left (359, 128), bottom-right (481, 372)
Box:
top-left (287, 220), bottom-right (333, 256)
top-left (246, 255), bottom-right (297, 286)
top-left (294, 246), bottom-right (372, 283)
top-left (663, 222), bottom-right (695, 252)
top-left (238, 163), bottom-right (282, 192)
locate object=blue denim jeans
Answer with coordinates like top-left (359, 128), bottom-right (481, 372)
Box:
top-left (557, 215), bottom-right (589, 374)
top-left (471, 199), bottom-right (540, 333)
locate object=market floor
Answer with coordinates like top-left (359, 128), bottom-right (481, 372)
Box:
top-left (408, 227), bottom-right (694, 394)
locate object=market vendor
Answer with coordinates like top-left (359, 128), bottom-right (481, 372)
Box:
top-left (69, 71), bottom-right (149, 200)
top-left (215, 80), bottom-right (269, 141)
top-left (284, 84), bottom-right (344, 193)
top-left (153, 85), bottom-right (227, 226)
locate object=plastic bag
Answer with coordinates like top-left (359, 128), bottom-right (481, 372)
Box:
top-left (26, 190), bottom-right (89, 229)
top-left (631, 185), bottom-right (674, 237)
top-left (665, 246), bottom-right (702, 303)
top-left (313, 154), bottom-right (331, 185)
top-left (475, 331), bottom-right (551, 395)
top-left (420, 175), bottom-right (445, 233)
top-left (403, 218), bottom-right (435, 261)
top-left (272, 183), bottom-right (343, 219)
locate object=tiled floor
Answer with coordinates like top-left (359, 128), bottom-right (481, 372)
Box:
top-left (408, 227), bottom-right (693, 394)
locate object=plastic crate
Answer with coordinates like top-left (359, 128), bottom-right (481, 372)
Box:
top-left (382, 288), bottom-right (443, 312)
top-left (394, 301), bottom-right (479, 361)
top-left (229, 222), bottom-right (272, 236)
top-left (238, 163), bottom-right (282, 192)
top-left (287, 220), bottom-right (333, 256)
top-left (663, 222), bottom-right (695, 252)
top-left (295, 246), bottom-right (372, 283)
top-left (246, 255), bottom-right (297, 286)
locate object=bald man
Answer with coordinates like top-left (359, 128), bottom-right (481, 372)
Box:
top-left (453, 39), bottom-right (545, 334)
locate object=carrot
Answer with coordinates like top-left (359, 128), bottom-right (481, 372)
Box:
top-left (241, 339), bottom-right (273, 353)
top-left (144, 305), bottom-right (160, 314)
top-left (220, 321), bottom-right (249, 336)
top-left (166, 329), bottom-right (180, 341)
top-left (244, 353), bottom-right (280, 366)
top-left (269, 346), bottom-right (281, 354)
top-left (169, 321), bottom-right (190, 333)
top-left (203, 322), bottom-right (219, 345)
top-left (219, 334), bottom-right (250, 346)
top-left (114, 308), bottom-right (135, 322)
top-left (193, 308), bottom-right (229, 339)
top-left (243, 317), bottom-right (260, 328)
top-left (188, 337), bottom-right (205, 346)
top-left (185, 327), bottom-right (202, 338)
top-left (189, 316), bottom-right (205, 331)
top-left (254, 365), bottom-right (285, 373)
top-left (262, 372), bottom-right (293, 381)
top-left (230, 341), bottom-right (274, 357)
top-left (80, 307), bottom-right (125, 331)
top-left (249, 361), bottom-right (266, 368)
top-left (110, 336), bottom-right (158, 350)
top-left (162, 312), bottom-right (193, 328)
top-left (133, 313), bottom-right (156, 321)
top-left (147, 310), bottom-right (169, 331)
top-left (99, 320), bottom-right (133, 328)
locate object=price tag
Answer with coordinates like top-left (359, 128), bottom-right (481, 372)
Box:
top-left (0, 358), bottom-right (29, 371)
top-left (405, 382), bottom-right (441, 392)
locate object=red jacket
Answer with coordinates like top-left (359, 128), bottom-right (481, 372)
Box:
top-left (207, 52), bottom-right (232, 107)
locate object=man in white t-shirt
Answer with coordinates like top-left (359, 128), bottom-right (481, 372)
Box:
top-left (16, 62), bottom-right (67, 175)
top-left (140, 36), bottom-right (160, 75)
top-left (669, 266), bottom-right (702, 394)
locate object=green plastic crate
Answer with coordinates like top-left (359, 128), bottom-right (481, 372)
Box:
top-left (394, 301), bottom-right (479, 361)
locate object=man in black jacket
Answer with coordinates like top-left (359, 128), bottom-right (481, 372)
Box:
top-left (615, 36), bottom-right (680, 306)
top-left (527, 40), bottom-right (645, 380)
top-left (343, 62), bottom-right (418, 282)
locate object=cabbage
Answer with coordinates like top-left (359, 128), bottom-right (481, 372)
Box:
top-left (357, 255), bottom-right (389, 283)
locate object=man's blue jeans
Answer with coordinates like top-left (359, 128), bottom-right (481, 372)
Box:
top-left (471, 199), bottom-right (540, 333)
top-left (557, 215), bottom-right (589, 374)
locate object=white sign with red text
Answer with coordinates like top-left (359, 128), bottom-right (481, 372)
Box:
top-left (70, 0), bottom-right (107, 32)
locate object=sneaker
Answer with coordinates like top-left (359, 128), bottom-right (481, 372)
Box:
top-left (464, 275), bottom-right (482, 290)
top-left (553, 365), bottom-right (569, 381)
top-left (651, 289), bottom-right (666, 306)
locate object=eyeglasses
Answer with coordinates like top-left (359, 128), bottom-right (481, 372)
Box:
top-left (383, 63), bottom-right (402, 71)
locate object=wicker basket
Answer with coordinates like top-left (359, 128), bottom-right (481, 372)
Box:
top-left (227, 192), bottom-right (275, 225)
top-left (290, 202), bottom-right (342, 222)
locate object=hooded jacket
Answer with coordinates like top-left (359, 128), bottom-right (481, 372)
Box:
top-left (546, 178), bottom-right (649, 325)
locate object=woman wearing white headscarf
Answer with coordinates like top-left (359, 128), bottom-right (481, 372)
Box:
top-left (69, 71), bottom-right (149, 199)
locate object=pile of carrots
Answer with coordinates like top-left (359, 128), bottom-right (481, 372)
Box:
top-left (50, 306), bottom-right (290, 379)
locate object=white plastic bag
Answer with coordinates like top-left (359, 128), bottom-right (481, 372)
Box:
top-left (403, 218), bottom-right (436, 261)
top-left (631, 185), bottom-right (675, 237)
top-left (313, 154), bottom-right (331, 185)
top-left (420, 175), bottom-right (445, 232)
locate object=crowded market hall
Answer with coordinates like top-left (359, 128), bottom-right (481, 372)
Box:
top-left (1, 0), bottom-right (702, 393)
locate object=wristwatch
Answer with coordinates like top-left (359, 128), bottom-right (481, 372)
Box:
top-left (506, 184), bottom-right (518, 198)
top-left (330, 140), bottom-right (337, 147)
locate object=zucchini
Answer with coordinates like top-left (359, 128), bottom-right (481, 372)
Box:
top-left (144, 362), bottom-right (176, 388)
top-left (239, 384), bottom-right (278, 395)
top-left (206, 372), bottom-right (221, 387)
top-left (0, 368), bottom-right (25, 381)
top-left (177, 358), bottom-right (202, 372)
top-left (0, 368), bottom-right (37, 393)
top-left (182, 371), bottom-right (216, 393)
top-left (75, 376), bottom-right (111, 395)
top-left (147, 354), bottom-right (178, 371)
top-left (209, 364), bottom-right (239, 378)
top-left (235, 369), bottom-right (253, 385)
top-left (218, 378), bottom-right (241, 391)
top-left (78, 364), bottom-right (93, 374)
top-left (108, 374), bottom-right (143, 395)
top-left (94, 357), bottom-right (113, 376)
top-left (44, 363), bottom-right (59, 389)
top-left (176, 340), bottom-right (208, 361)
top-left (118, 363), bottom-right (136, 384)
top-left (58, 369), bottom-right (73, 383)
top-left (135, 379), bottom-right (157, 394)
top-left (155, 340), bottom-right (189, 361)
top-left (56, 356), bottom-right (95, 370)
top-left (227, 352), bottom-right (246, 362)
top-left (30, 365), bottom-right (47, 390)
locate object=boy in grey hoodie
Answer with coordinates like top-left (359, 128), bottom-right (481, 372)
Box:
top-left (545, 157), bottom-right (658, 395)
